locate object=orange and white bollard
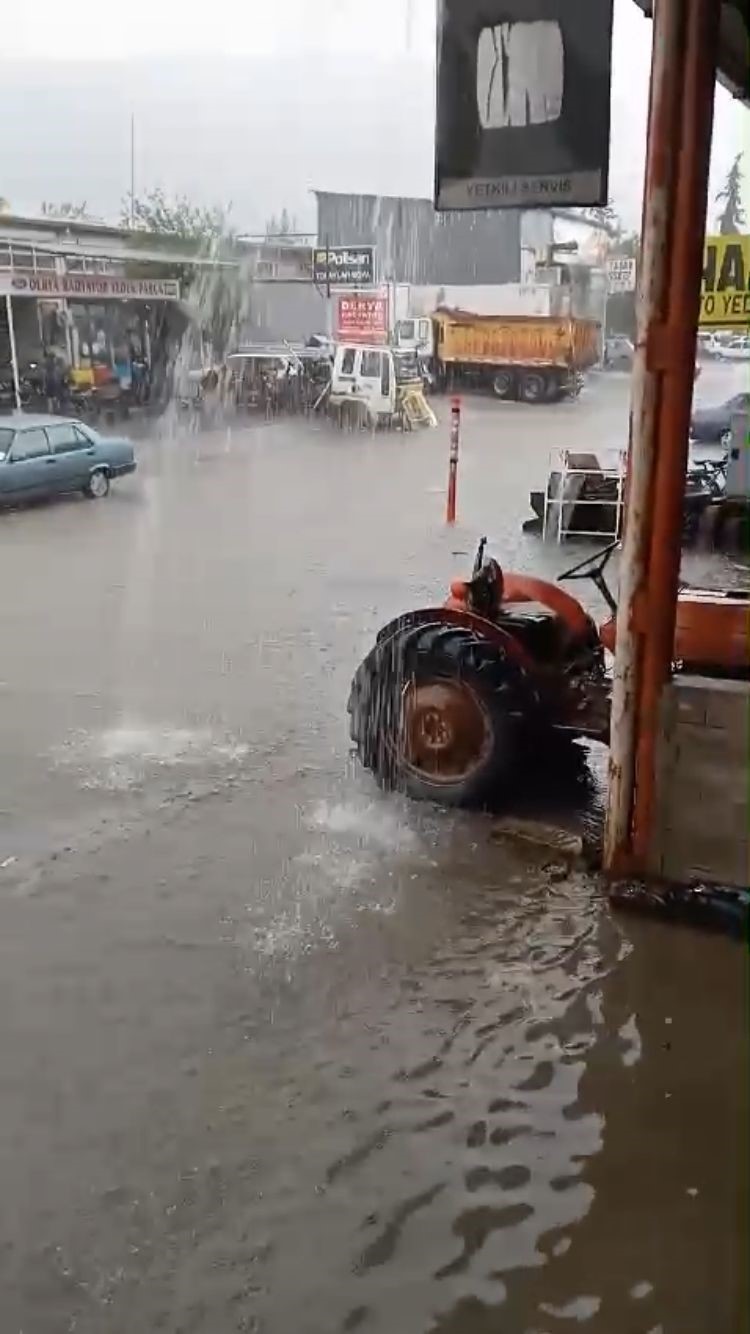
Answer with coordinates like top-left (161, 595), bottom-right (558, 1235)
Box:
top-left (446, 395), bottom-right (460, 524)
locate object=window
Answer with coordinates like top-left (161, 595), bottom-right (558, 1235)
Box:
top-left (340, 348), bottom-right (356, 376)
top-left (47, 423), bottom-right (86, 454)
top-left (398, 320), bottom-right (415, 341)
top-left (0, 428), bottom-right (14, 457)
top-left (11, 429), bottom-right (49, 461)
top-left (360, 351), bottom-right (381, 378)
top-left (381, 354), bottom-right (391, 396)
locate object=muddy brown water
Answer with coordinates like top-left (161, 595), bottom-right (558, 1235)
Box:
top-left (0, 373), bottom-right (746, 1333)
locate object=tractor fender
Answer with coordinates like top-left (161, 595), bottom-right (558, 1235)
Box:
top-left (373, 606), bottom-right (536, 671)
top-left (501, 574), bottom-right (594, 642)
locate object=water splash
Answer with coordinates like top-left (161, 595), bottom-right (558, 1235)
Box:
top-left (52, 722), bottom-right (248, 791)
top-left (308, 798), bottom-right (421, 853)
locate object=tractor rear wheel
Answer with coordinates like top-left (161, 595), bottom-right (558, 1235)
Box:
top-left (348, 623), bottom-right (536, 807)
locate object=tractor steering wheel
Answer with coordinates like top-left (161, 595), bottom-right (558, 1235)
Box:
top-left (557, 540), bottom-right (620, 583)
top-left (557, 541), bottom-right (620, 616)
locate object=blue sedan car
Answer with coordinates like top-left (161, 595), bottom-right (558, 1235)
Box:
top-left (0, 414), bottom-right (136, 505)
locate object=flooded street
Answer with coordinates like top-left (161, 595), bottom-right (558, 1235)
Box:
top-left (0, 372), bottom-right (746, 1333)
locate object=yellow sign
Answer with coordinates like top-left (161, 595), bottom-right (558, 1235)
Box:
top-left (700, 234), bottom-right (750, 327)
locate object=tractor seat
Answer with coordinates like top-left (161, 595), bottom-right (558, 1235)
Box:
top-left (495, 601), bottom-right (572, 661)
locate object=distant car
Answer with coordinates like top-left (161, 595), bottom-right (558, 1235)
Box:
top-left (0, 414), bottom-right (136, 506)
top-left (690, 391), bottom-right (750, 445)
top-left (696, 332), bottom-right (724, 359)
top-left (718, 335), bottom-right (750, 361)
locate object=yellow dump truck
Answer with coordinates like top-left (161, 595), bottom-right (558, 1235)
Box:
top-left (396, 309), bottom-right (601, 403)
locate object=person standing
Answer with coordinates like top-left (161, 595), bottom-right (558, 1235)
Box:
top-left (43, 352), bottom-right (61, 414)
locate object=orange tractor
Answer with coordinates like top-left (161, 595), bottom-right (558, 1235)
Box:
top-left (348, 540), bottom-right (750, 807)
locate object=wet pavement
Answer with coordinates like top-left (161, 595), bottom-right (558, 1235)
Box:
top-left (0, 370), bottom-right (746, 1333)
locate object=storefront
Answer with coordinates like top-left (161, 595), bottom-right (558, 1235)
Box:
top-left (0, 272), bottom-right (183, 408)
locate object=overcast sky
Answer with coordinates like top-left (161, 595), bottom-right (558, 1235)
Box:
top-left (1, 0), bottom-right (747, 232)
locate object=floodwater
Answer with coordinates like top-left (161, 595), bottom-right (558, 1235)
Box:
top-left (0, 372), bottom-right (746, 1333)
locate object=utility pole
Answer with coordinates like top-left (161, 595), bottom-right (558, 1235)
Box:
top-left (129, 113), bottom-right (136, 227)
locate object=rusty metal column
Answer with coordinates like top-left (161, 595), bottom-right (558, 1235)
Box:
top-left (604, 0), bottom-right (683, 873)
top-left (604, 0), bottom-right (720, 875)
top-left (630, 0), bottom-right (719, 864)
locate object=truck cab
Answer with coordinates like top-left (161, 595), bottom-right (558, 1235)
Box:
top-left (328, 343), bottom-right (436, 430)
top-left (329, 344), bottom-right (396, 425)
top-left (394, 317), bottom-right (434, 359)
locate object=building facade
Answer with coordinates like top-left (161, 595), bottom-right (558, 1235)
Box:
top-left (315, 191), bottom-right (525, 287)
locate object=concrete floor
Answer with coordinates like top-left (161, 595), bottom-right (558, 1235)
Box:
top-left (0, 369), bottom-right (746, 1334)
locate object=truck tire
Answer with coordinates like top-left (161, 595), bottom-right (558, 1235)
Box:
top-left (520, 372), bottom-right (547, 404)
top-left (492, 369), bottom-right (514, 400)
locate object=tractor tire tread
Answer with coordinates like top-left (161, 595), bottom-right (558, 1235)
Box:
top-left (348, 621), bottom-right (536, 807)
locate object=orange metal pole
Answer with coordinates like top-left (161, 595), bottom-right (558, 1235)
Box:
top-left (604, 0), bottom-right (683, 872)
top-left (630, 0), bottom-right (720, 864)
top-left (446, 395), bottom-right (460, 524)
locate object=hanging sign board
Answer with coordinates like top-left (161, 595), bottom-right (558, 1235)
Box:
top-left (700, 234), bottom-right (750, 327)
top-left (435, 0), bottom-right (614, 211)
top-left (607, 257), bottom-right (636, 293)
top-left (337, 294), bottom-right (388, 344)
top-left (313, 246), bottom-right (375, 288)
top-left (0, 272), bottom-right (181, 301)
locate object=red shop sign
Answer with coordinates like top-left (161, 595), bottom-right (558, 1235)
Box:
top-left (336, 294), bottom-right (388, 344)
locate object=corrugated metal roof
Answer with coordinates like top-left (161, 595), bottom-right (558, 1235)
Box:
top-left (632, 1), bottom-right (749, 106)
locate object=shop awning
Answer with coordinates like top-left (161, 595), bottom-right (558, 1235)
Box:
top-left (633, 0), bottom-right (749, 106)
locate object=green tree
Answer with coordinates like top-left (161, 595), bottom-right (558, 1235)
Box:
top-left (715, 153), bottom-right (746, 234)
top-left (122, 187), bottom-right (231, 246)
top-left (41, 200), bottom-right (90, 220)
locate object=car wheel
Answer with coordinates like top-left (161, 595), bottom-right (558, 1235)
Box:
top-left (84, 468), bottom-right (110, 499)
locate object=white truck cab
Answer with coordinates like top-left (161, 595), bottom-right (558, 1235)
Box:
top-left (329, 344), bottom-right (396, 425)
top-left (394, 317), bottom-right (434, 358)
